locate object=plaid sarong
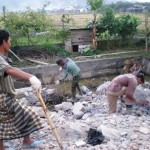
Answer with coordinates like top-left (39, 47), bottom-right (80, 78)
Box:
top-left (0, 94), bottom-right (43, 140)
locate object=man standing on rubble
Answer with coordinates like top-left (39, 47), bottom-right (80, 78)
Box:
top-left (56, 58), bottom-right (82, 101)
top-left (0, 29), bottom-right (43, 149)
top-left (107, 73), bottom-right (144, 114)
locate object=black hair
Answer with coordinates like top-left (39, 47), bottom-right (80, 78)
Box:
top-left (0, 30), bottom-right (10, 46)
top-left (136, 72), bottom-right (144, 83)
top-left (56, 59), bottom-right (63, 65)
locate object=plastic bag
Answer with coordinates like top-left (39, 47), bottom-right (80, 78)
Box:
top-left (87, 128), bottom-right (104, 146)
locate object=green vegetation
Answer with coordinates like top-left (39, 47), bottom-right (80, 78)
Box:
top-left (3, 8), bottom-right (55, 46)
top-left (87, 0), bottom-right (103, 49)
top-left (0, 4), bottom-right (149, 55)
top-left (117, 14), bottom-right (139, 40)
top-left (42, 44), bottom-right (78, 58)
top-left (87, 7), bottom-right (139, 40)
top-left (0, 8), bottom-right (72, 47)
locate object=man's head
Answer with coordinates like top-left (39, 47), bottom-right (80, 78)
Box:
top-left (0, 30), bottom-right (11, 53)
top-left (136, 72), bottom-right (144, 84)
top-left (56, 59), bottom-right (64, 67)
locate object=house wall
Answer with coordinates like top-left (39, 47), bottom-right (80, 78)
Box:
top-left (65, 29), bottom-right (92, 53)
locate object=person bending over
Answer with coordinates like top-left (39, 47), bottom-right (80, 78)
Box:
top-left (107, 73), bottom-right (144, 114)
top-left (56, 58), bottom-right (82, 101)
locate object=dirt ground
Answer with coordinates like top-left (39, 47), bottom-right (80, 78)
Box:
top-left (11, 45), bottom-right (65, 67)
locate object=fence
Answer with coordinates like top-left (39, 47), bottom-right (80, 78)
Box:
top-left (97, 37), bottom-right (150, 50)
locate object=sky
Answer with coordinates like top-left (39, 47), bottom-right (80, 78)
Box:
top-left (0, 0), bottom-right (150, 12)
top-left (0, 0), bottom-right (87, 12)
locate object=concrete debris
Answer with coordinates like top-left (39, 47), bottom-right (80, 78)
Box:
top-left (6, 82), bottom-right (150, 150)
top-left (98, 125), bottom-right (120, 140)
top-left (80, 86), bottom-right (90, 94)
top-left (27, 92), bottom-right (39, 105)
top-left (135, 126), bottom-right (150, 134)
top-left (72, 102), bottom-right (87, 119)
top-left (32, 106), bottom-right (45, 118)
top-left (96, 81), bottom-right (111, 95)
top-left (75, 140), bottom-right (86, 147)
top-left (45, 88), bottom-right (55, 95)
top-left (55, 102), bottom-right (73, 111)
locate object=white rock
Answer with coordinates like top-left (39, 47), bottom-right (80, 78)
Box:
top-left (98, 125), bottom-right (120, 140)
top-left (136, 126), bottom-right (150, 134)
top-left (54, 102), bottom-right (73, 111)
top-left (72, 102), bottom-right (86, 115)
top-left (120, 132), bottom-right (128, 136)
top-left (27, 93), bottom-right (38, 105)
top-left (91, 93), bottom-right (97, 98)
top-left (96, 81), bottom-right (111, 95)
top-left (76, 94), bottom-right (83, 99)
top-left (45, 89), bottom-right (55, 95)
top-left (130, 134), bottom-right (138, 141)
top-left (82, 113), bottom-right (91, 120)
top-left (69, 122), bottom-right (90, 136)
top-left (134, 86), bottom-right (147, 103)
top-left (87, 91), bottom-right (93, 96)
top-left (75, 140), bottom-right (86, 147)
top-left (20, 97), bottom-right (29, 105)
top-left (32, 106), bottom-right (45, 118)
top-left (80, 86), bottom-right (90, 94)
top-left (83, 96), bottom-right (93, 101)
top-left (74, 111), bottom-right (84, 119)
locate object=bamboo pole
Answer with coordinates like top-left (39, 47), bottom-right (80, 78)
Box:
top-left (36, 92), bottom-right (63, 150)
top-left (9, 49), bottom-right (23, 62)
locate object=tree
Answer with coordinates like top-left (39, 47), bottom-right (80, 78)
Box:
top-left (87, 0), bottom-right (103, 50)
top-left (97, 7), bottom-right (117, 36)
top-left (116, 14), bottom-right (139, 40)
top-left (2, 8), bottom-right (54, 45)
top-left (61, 14), bottom-right (74, 29)
top-left (60, 14), bottom-right (74, 45)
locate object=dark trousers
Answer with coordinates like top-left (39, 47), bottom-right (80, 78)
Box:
top-left (72, 75), bottom-right (82, 98)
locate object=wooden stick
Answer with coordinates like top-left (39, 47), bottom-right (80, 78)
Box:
top-left (9, 49), bottom-right (23, 62)
top-left (36, 92), bottom-right (63, 150)
top-left (25, 58), bottom-right (49, 65)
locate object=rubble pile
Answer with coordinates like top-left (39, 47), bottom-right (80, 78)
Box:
top-left (4, 82), bottom-right (150, 150)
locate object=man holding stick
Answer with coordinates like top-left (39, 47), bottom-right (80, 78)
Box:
top-left (0, 29), bottom-right (43, 149)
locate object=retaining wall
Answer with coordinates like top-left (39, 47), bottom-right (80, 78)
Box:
top-left (14, 56), bottom-right (150, 88)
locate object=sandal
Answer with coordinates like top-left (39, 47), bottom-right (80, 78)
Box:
top-left (22, 140), bottom-right (43, 149)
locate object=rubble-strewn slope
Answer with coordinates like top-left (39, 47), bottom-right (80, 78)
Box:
top-left (5, 82), bottom-right (150, 150)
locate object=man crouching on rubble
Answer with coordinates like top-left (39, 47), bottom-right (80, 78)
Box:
top-left (56, 58), bottom-right (82, 101)
top-left (107, 73), bottom-right (144, 114)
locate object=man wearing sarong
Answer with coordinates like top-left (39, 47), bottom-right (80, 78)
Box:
top-left (0, 30), bottom-right (43, 149)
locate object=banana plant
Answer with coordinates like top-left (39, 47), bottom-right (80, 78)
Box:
top-left (87, 0), bottom-right (103, 50)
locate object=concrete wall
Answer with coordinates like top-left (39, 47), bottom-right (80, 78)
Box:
top-left (16, 56), bottom-right (142, 86)
top-left (142, 57), bottom-right (150, 75)
top-left (14, 56), bottom-right (150, 88)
